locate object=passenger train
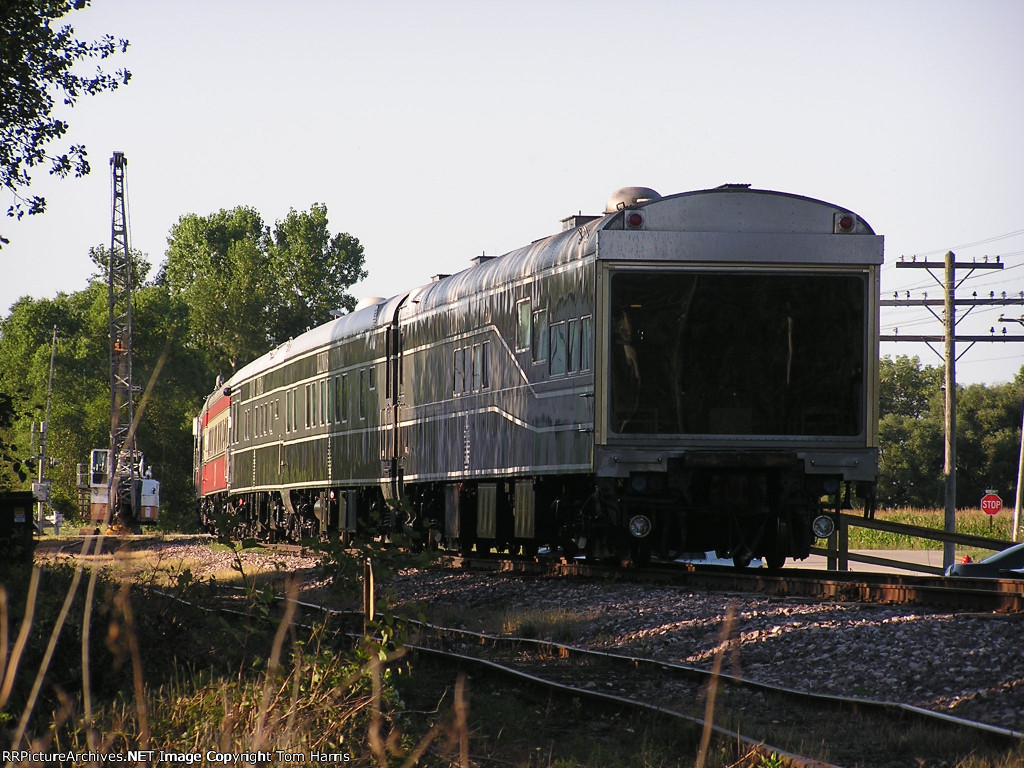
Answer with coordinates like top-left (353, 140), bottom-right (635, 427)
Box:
top-left (194, 184), bottom-right (883, 568)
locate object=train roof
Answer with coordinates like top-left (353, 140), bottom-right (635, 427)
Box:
top-left (214, 185), bottom-right (879, 396)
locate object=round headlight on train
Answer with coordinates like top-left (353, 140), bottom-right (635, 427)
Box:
top-left (812, 514), bottom-right (836, 539)
top-left (628, 514), bottom-right (652, 538)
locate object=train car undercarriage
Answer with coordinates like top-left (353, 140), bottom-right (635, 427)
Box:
top-left (199, 462), bottom-right (870, 570)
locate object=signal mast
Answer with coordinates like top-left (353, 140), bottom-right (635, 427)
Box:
top-left (86, 152), bottom-right (159, 530)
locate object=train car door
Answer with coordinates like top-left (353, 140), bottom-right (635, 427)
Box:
top-left (380, 295), bottom-right (409, 502)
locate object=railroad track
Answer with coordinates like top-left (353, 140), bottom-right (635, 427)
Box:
top-left (182, 589), bottom-right (846, 767)
top-left (396, 616), bottom-right (1022, 768)
top-left (70, 533), bottom-right (1019, 767)
top-left (207, 588), bottom-right (1022, 768)
top-left (450, 553), bottom-right (1024, 612)
top-left (39, 534), bottom-right (1024, 612)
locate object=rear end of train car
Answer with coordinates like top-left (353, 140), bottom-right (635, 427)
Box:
top-left (587, 186), bottom-right (882, 566)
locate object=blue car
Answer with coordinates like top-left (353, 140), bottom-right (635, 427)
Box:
top-left (944, 542), bottom-right (1024, 578)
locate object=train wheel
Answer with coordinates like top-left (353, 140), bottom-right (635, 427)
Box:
top-left (765, 550), bottom-right (786, 570)
top-left (631, 538), bottom-right (651, 566)
top-left (764, 517), bottom-right (789, 570)
top-left (732, 546), bottom-right (753, 569)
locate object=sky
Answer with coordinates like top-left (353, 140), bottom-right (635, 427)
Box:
top-left (4, 0), bottom-right (1024, 385)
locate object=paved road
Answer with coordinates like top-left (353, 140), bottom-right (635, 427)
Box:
top-left (797, 548), bottom-right (950, 574)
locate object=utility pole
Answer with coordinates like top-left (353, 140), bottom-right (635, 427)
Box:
top-left (33, 326), bottom-right (58, 533)
top-left (999, 315), bottom-right (1024, 543)
top-left (881, 252), bottom-right (1024, 569)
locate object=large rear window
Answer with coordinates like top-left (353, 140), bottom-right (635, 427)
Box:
top-left (608, 270), bottom-right (865, 436)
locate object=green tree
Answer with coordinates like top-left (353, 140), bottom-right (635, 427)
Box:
top-left (163, 206), bottom-right (276, 372)
top-left (270, 203), bottom-right (367, 336)
top-left (876, 355), bottom-right (1024, 509)
top-left (877, 355), bottom-right (944, 507)
top-left (0, 286), bottom-right (109, 504)
top-left (1, 0), bottom-right (132, 246)
top-left (164, 204), bottom-right (366, 374)
top-left (0, 279), bottom-right (210, 527)
top-left (879, 354), bottom-right (942, 418)
top-left (956, 380), bottom-right (1021, 506)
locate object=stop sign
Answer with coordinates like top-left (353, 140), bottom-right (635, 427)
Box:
top-left (981, 493), bottom-right (1003, 516)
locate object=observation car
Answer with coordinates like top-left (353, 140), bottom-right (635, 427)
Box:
top-left (195, 184), bottom-right (883, 568)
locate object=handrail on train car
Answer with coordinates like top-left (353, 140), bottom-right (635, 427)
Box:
top-left (809, 512), bottom-right (1015, 575)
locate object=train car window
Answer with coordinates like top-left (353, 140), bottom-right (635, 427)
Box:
top-left (272, 399), bottom-right (278, 434)
top-left (369, 366), bottom-right (377, 391)
top-left (359, 369), bottom-right (366, 420)
top-left (549, 322), bottom-right (567, 376)
top-left (244, 409), bottom-right (251, 442)
top-left (516, 299), bottom-right (532, 351)
top-left (341, 374), bottom-right (349, 422)
top-left (581, 315), bottom-right (593, 371)
top-left (472, 344), bottom-right (483, 390)
top-left (304, 383), bottom-right (312, 429)
top-left (326, 379), bottom-right (334, 425)
top-left (320, 380), bottom-right (328, 425)
top-left (608, 271), bottom-right (865, 436)
top-left (567, 319), bottom-right (580, 373)
top-left (532, 309), bottom-right (548, 363)
top-left (453, 348), bottom-right (465, 394)
top-left (291, 388), bottom-right (298, 432)
top-left (481, 341), bottom-right (491, 389)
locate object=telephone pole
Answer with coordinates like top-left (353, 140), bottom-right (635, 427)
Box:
top-left (881, 251), bottom-right (1024, 568)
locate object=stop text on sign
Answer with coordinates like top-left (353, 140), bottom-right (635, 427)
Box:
top-left (980, 493), bottom-right (1002, 516)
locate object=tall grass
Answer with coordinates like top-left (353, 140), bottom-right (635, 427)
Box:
top-left (0, 539), bottom-right (466, 767)
top-left (847, 507), bottom-right (1017, 550)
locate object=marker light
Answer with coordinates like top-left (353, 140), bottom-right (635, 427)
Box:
top-left (835, 213), bottom-right (856, 233)
top-left (627, 212), bottom-right (644, 229)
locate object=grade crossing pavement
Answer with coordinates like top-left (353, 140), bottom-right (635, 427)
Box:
top-left (797, 548), bottom-right (953, 574)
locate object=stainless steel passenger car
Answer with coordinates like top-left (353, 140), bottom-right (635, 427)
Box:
top-left (195, 184), bottom-right (883, 568)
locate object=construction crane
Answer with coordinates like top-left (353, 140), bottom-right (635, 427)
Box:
top-left (84, 151), bottom-right (159, 531)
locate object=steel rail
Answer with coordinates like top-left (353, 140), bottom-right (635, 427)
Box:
top-left (405, 618), bottom-right (1024, 743)
top-left (448, 554), bottom-right (1024, 611)
top-left (401, 639), bottom-right (841, 768)
top-left (150, 588), bottom-right (835, 767)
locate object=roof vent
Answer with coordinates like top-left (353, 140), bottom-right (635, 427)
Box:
top-left (561, 213), bottom-right (601, 232)
top-left (471, 253), bottom-right (495, 267)
top-left (353, 296), bottom-right (386, 312)
top-left (431, 273), bottom-right (451, 283)
top-left (604, 186), bottom-right (661, 214)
